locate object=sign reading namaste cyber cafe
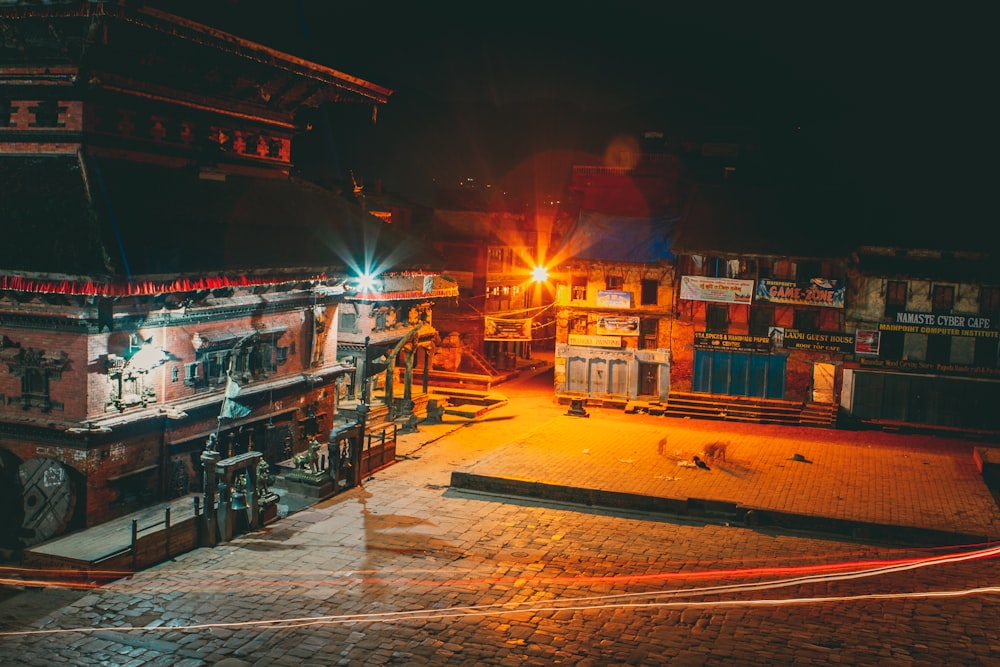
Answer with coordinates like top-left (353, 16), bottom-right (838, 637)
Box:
top-left (484, 316), bottom-right (532, 342)
top-left (885, 311), bottom-right (996, 335)
top-left (755, 278), bottom-right (845, 308)
top-left (680, 276), bottom-right (754, 304)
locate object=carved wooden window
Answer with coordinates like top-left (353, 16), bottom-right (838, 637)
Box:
top-left (980, 286), bottom-right (1000, 318)
top-left (932, 284), bottom-right (955, 315)
top-left (706, 305), bottom-right (729, 333)
top-left (639, 318), bottom-right (658, 350)
top-left (885, 280), bottom-right (907, 317)
top-left (186, 335), bottom-right (285, 391)
top-left (32, 100), bottom-right (67, 127)
top-left (2, 345), bottom-right (67, 412)
top-left (793, 308), bottom-right (820, 333)
top-left (571, 276), bottom-right (587, 301)
top-left (749, 306), bottom-right (774, 337)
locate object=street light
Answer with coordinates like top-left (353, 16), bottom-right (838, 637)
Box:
top-left (531, 265), bottom-right (549, 283)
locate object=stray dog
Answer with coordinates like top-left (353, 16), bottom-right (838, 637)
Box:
top-left (703, 441), bottom-right (728, 462)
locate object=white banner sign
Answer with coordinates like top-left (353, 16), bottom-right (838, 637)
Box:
top-left (680, 276), bottom-right (754, 304)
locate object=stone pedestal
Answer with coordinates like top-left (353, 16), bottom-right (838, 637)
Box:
top-left (259, 493), bottom-right (281, 524)
top-left (282, 469), bottom-right (334, 500)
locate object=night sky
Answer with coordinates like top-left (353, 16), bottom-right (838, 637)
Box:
top-left (156, 2), bottom-right (994, 248)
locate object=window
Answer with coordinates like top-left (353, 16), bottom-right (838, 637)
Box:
top-left (749, 306), bottom-right (774, 336)
top-left (885, 280), bottom-right (907, 316)
top-left (640, 279), bottom-right (658, 306)
top-left (932, 285), bottom-right (954, 314)
top-left (184, 362), bottom-right (200, 386)
top-left (773, 260), bottom-right (793, 279)
top-left (880, 331), bottom-right (904, 359)
top-left (926, 334), bottom-right (951, 364)
top-left (186, 336), bottom-right (286, 390)
top-left (980, 286), bottom-right (1000, 318)
top-left (487, 247), bottom-right (513, 273)
top-left (606, 275), bottom-right (624, 290)
top-left (640, 319), bottom-right (658, 350)
top-left (5, 346), bottom-right (65, 412)
top-left (22, 367), bottom-right (48, 404)
top-left (793, 308), bottom-right (819, 332)
top-left (339, 311), bottom-right (357, 332)
top-left (706, 305), bottom-right (729, 332)
top-left (796, 260), bottom-right (820, 281)
top-left (975, 337), bottom-right (999, 367)
top-left (951, 337), bottom-right (975, 366)
top-left (568, 316), bottom-right (587, 334)
top-left (571, 276), bottom-right (587, 301)
top-left (903, 333), bottom-right (928, 361)
top-left (687, 255), bottom-right (708, 276)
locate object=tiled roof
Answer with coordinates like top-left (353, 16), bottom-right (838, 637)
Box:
top-left (0, 155), bottom-right (442, 294)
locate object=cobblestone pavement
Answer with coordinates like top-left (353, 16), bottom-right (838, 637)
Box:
top-left (3, 370), bottom-right (1000, 665)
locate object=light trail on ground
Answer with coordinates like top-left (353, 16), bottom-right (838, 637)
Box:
top-left (3, 543), bottom-right (999, 638)
top-left (4, 540), bottom-right (996, 592)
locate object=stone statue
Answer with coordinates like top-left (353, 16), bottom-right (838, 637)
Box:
top-left (256, 459), bottom-right (271, 497)
top-left (293, 437), bottom-right (322, 474)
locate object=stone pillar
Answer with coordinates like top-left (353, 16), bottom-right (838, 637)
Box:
top-left (200, 448), bottom-right (220, 547)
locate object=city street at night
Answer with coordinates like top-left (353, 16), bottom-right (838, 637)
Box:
top-left (3, 3), bottom-right (1000, 666)
top-left (3, 366), bottom-right (1000, 666)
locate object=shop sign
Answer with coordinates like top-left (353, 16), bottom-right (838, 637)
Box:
top-left (596, 290), bottom-right (632, 308)
top-left (680, 276), bottom-right (754, 304)
top-left (569, 334), bottom-right (622, 348)
top-left (878, 319), bottom-right (999, 339)
top-left (484, 316), bottom-right (532, 341)
top-left (776, 328), bottom-right (855, 353)
top-left (855, 329), bottom-right (881, 355)
top-left (888, 311), bottom-right (995, 333)
top-left (858, 356), bottom-right (1000, 378)
top-left (596, 315), bottom-right (639, 336)
top-left (755, 278), bottom-right (845, 308)
top-left (694, 331), bottom-right (771, 353)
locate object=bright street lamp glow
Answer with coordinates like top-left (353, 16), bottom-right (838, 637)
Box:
top-left (357, 273), bottom-right (377, 292)
top-left (531, 265), bottom-right (549, 283)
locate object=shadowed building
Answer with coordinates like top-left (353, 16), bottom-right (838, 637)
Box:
top-left (0, 2), bottom-right (454, 549)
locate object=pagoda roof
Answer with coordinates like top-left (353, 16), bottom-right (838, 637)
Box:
top-left (0, 2), bottom-right (391, 119)
top-left (0, 154), bottom-right (443, 296)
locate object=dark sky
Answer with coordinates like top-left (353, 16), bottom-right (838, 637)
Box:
top-left (160, 1), bottom-right (994, 245)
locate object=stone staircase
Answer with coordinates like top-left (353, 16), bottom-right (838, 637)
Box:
top-left (657, 391), bottom-right (838, 428)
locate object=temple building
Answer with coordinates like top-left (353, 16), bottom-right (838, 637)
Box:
top-left (0, 2), bottom-right (454, 549)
